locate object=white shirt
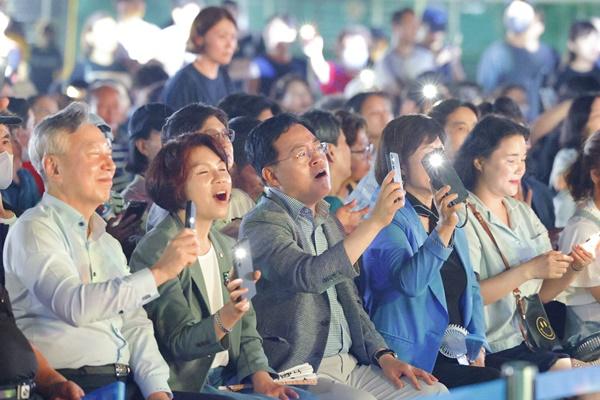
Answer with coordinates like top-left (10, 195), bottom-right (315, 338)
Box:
top-left (3, 193), bottom-right (170, 398)
top-left (197, 244), bottom-right (229, 369)
top-left (558, 200), bottom-right (600, 307)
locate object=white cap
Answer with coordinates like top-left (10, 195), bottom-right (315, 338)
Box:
top-left (503, 1), bottom-right (535, 34)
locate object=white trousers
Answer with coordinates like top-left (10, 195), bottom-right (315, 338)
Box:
top-left (308, 353), bottom-right (448, 400)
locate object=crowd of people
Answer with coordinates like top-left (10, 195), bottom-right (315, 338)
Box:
top-left (1, 0), bottom-right (600, 399)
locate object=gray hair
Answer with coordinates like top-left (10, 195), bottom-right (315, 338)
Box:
top-left (29, 101), bottom-right (94, 181)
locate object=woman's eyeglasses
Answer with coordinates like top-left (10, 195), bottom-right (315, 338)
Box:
top-left (201, 128), bottom-right (236, 142)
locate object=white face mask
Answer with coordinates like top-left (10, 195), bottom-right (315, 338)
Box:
top-left (0, 151), bottom-right (13, 189)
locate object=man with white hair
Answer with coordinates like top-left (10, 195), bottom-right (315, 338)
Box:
top-left (3, 102), bottom-right (201, 400)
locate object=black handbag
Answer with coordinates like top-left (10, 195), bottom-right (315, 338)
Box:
top-left (468, 203), bottom-right (563, 352)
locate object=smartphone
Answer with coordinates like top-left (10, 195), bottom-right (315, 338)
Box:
top-left (421, 149), bottom-right (469, 206)
top-left (581, 232), bottom-right (600, 255)
top-left (232, 239), bottom-right (256, 300)
top-left (185, 200), bottom-right (196, 229)
top-left (388, 152), bottom-right (403, 187)
top-left (120, 201), bottom-right (147, 222)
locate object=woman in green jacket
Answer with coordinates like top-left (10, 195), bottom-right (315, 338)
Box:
top-left (130, 133), bottom-right (313, 399)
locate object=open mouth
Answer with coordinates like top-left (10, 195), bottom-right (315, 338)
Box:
top-left (315, 170), bottom-right (327, 179)
top-left (214, 191), bottom-right (228, 202)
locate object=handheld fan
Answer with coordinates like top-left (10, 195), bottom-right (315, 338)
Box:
top-left (439, 324), bottom-right (469, 365)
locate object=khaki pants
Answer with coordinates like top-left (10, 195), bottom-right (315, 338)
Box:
top-left (308, 353), bottom-right (448, 400)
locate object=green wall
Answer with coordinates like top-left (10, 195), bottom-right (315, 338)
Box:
top-left (76, 0), bottom-right (600, 80)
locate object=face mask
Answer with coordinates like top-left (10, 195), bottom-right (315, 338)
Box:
top-left (0, 151), bottom-right (13, 189)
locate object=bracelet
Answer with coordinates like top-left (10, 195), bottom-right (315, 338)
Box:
top-left (214, 310), bottom-right (232, 334)
top-left (571, 263), bottom-right (584, 272)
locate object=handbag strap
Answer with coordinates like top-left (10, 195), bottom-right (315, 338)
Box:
top-left (467, 202), bottom-right (533, 347)
top-left (467, 203), bottom-right (521, 298)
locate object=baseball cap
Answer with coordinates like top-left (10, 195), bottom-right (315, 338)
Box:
top-left (0, 112), bottom-right (22, 125)
top-left (504, 0), bottom-right (535, 34)
top-left (422, 8), bottom-right (447, 32)
top-left (128, 103), bottom-right (174, 140)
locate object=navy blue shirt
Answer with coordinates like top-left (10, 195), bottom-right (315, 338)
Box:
top-left (162, 63), bottom-right (233, 109)
top-left (477, 41), bottom-right (558, 121)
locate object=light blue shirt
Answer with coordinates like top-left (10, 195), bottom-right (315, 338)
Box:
top-left (4, 193), bottom-right (170, 398)
top-left (462, 193), bottom-right (552, 353)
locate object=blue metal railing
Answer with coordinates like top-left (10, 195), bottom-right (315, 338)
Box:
top-left (424, 365), bottom-right (600, 400)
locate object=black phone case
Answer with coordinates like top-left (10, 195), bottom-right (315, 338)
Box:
top-left (422, 153), bottom-right (469, 206)
top-left (233, 239), bottom-right (256, 300)
top-left (185, 201), bottom-right (196, 229)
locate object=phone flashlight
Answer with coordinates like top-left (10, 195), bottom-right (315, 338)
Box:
top-left (422, 83), bottom-right (439, 100)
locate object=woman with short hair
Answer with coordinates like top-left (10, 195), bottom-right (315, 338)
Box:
top-left (130, 133), bottom-right (314, 399)
top-left (362, 114), bottom-right (500, 388)
top-left (162, 6), bottom-right (237, 109)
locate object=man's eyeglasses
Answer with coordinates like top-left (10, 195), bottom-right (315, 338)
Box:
top-left (351, 143), bottom-right (374, 157)
top-left (202, 128), bottom-right (236, 142)
top-left (272, 141), bottom-right (329, 165)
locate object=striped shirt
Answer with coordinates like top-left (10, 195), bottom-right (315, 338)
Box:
top-left (111, 128), bottom-right (133, 193)
top-left (268, 188), bottom-right (352, 357)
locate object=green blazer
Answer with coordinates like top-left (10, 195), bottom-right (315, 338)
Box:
top-left (129, 213), bottom-right (271, 392)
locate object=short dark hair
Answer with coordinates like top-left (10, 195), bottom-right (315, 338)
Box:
top-left (162, 103), bottom-right (228, 142)
top-left (391, 8), bottom-right (414, 25)
top-left (345, 91), bottom-right (391, 115)
top-left (7, 97), bottom-right (30, 128)
top-left (454, 115), bottom-right (530, 191)
top-left (147, 133), bottom-right (228, 212)
top-left (133, 63), bottom-right (169, 89)
top-left (187, 6), bottom-right (237, 54)
top-left (490, 96), bottom-right (524, 124)
top-left (245, 113), bottom-right (315, 174)
top-left (429, 99), bottom-right (479, 128)
top-left (560, 94), bottom-right (600, 149)
top-left (301, 109), bottom-right (341, 145)
top-left (567, 130), bottom-right (600, 202)
top-left (218, 93), bottom-right (280, 120)
top-left (568, 20), bottom-right (597, 63)
top-left (334, 110), bottom-right (366, 147)
top-left (229, 116), bottom-right (261, 168)
top-left (126, 103), bottom-right (173, 175)
top-left (375, 114), bottom-right (444, 185)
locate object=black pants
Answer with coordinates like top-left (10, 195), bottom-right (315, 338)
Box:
top-left (485, 342), bottom-right (569, 373)
top-left (432, 354), bottom-right (501, 389)
top-left (57, 370), bottom-right (226, 400)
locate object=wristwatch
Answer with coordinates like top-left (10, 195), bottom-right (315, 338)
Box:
top-left (373, 349), bottom-right (397, 367)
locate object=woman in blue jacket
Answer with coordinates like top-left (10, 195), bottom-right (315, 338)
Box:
top-left (362, 115), bottom-right (500, 388)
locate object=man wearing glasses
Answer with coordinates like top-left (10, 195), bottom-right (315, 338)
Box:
top-left (240, 113), bottom-right (447, 399)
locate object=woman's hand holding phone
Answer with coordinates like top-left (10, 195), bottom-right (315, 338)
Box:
top-left (433, 185), bottom-right (462, 247)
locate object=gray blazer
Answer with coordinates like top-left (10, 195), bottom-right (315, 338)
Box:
top-left (239, 193), bottom-right (387, 371)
